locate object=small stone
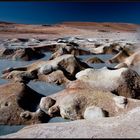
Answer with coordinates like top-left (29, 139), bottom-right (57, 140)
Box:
top-left (39, 65), bottom-right (53, 75)
top-left (20, 111), bottom-right (32, 120)
top-left (113, 96), bottom-right (127, 108)
top-left (39, 97), bottom-right (56, 114)
top-left (84, 106), bottom-right (106, 120)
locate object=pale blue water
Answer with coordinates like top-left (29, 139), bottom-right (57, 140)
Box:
top-left (0, 125), bottom-right (25, 136)
top-left (48, 117), bottom-right (70, 123)
top-left (78, 54), bottom-right (117, 69)
top-left (28, 81), bottom-right (64, 96)
top-left (0, 52), bottom-right (52, 76)
top-left (78, 54), bottom-right (114, 61)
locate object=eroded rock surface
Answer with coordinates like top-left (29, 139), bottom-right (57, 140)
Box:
top-left (38, 78), bottom-right (140, 121)
top-left (0, 82), bottom-right (49, 125)
top-left (1, 54), bottom-right (90, 84)
top-left (85, 57), bottom-right (104, 64)
top-left (38, 70), bottom-right (70, 85)
top-left (2, 106), bottom-right (140, 138)
top-left (0, 47), bottom-right (45, 61)
top-left (76, 67), bottom-right (140, 99)
top-left (115, 50), bottom-right (140, 75)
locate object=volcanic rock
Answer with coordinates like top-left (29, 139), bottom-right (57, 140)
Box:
top-left (0, 82), bottom-right (49, 125)
top-left (2, 54), bottom-right (90, 83)
top-left (38, 70), bottom-right (70, 85)
top-left (85, 57), bottom-right (104, 64)
top-left (38, 77), bottom-right (140, 121)
top-left (76, 67), bottom-right (140, 99)
top-left (0, 47), bottom-right (45, 61)
top-left (115, 50), bottom-right (140, 75)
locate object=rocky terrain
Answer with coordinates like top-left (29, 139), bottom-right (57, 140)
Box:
top-left (0, 21), bottom-right (140, 138)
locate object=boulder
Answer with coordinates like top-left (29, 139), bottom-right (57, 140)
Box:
top-left (113, 96), bottom-right (127, 109)
top-left (50, 45), bottom-right (92, 60)
top-left (39, 76), bottom-right (139, 121)
top-left (1, 70), bottom-right (37, 83)
top-left (115, 50), bottom-right (140, 75)
top-left (12, 48), bottom-right (45, 61)
top-left (76, 67), bottom-right (140, 99)
top-left (76, 67), bottom-right (127, 91)
top-left (38, 70), bottom-right (70, 85)
top-left (39, 76), bottom-right (140, 121)
top-left (2, 54), bottom-right (90, 83)
top-left (0, 48), bottom-right (14, 59)
top-left (0, 82), bottom-right (49, 125)
top-left (84, 106), bottom-right (106, 120)
top-left (0, 47), bottom-right (44, 61)
top-left (113, 69), bottom-right (140, 99)
top-left (108, 48), bottom-right (133, 64)
top-left (39, 88), bottom-right (116, 120)
top-left (89, 43), bottom-right (121, 54)
top-left (85, 57), bottom-right (104, 64)
top-left (89, 42), bottom-right (134, 55)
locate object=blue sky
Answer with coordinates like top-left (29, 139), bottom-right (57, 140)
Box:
top-left (0, 2), bottom-right (140, 24)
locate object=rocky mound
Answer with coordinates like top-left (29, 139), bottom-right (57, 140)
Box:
top-left (76, 67), bottom-right (140, 99)
top-left (0, 47), bottom-right (45, 61)
top-left (115, 50), bottom-right (140, 75)
top-left (0, 82), bottom-right (49, 125)
top-left (1, 54), bottom-right (90, 84)
top-left (85, 57), bottom-right (104, 64)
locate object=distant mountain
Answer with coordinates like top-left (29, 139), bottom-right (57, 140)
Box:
top-left (0, 21), bottom-right (15, 24)
top-left (60, 22), bottom-right (140, 32)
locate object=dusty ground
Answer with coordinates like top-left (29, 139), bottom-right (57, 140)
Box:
top-left (0, 21), bottom-right (140, 41)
